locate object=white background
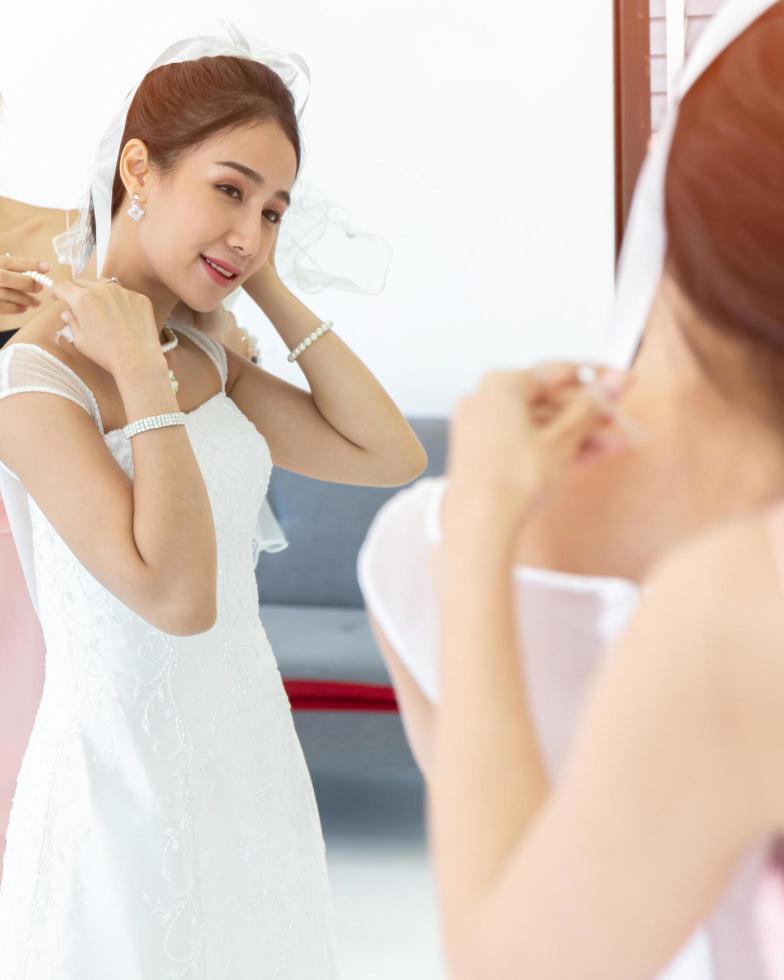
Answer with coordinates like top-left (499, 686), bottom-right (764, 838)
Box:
top-left (0, 0), bottom-right (616, 416)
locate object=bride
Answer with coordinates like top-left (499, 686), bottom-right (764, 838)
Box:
top-left (0, 28), bottom-right (425, 979)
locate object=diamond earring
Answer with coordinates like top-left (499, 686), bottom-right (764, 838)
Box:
top-left (127, 193), bottom-right (145, 221)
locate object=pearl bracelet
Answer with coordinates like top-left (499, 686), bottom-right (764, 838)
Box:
top-left (287, 320), bottom-right (334, 363)
top-left (122, 412), bottom-right (187, 440)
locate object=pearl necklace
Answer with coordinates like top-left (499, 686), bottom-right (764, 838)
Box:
top-left (160, 323), bottom-right (180, 393)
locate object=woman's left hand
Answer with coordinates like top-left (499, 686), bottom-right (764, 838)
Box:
top-left (441, 363), bottom-right (633, 541)
top-left (242, 223), bottom-right (282, 299)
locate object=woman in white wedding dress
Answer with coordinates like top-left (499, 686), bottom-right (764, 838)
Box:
top-left (0, 31), bottom-right (425, 980)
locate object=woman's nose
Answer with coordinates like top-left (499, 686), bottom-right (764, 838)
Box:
top-left (229, 213), bottom-right (264, 259)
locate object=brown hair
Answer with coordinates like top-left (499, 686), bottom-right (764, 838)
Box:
top-left (89, 55), bottom-right (300, 239)
top-left (664, 3), bottom-right (784, 363)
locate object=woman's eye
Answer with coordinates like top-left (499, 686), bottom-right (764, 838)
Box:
top-left (217, 184), bottom-right (242, 200)
top-left (217, 185), bottom-right (283, 224)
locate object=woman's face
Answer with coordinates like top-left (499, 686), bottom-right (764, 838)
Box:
top-left (137, 119), bottom-right (298, 312)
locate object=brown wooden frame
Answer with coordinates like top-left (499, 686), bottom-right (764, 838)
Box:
top-left (614, 0), bottom-right (652, 259)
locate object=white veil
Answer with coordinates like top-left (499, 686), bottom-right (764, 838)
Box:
top-left (603, 0), bottom-right (782, 369)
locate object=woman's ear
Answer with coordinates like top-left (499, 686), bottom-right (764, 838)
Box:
top-left (118, 138), bottom-right (152, 207)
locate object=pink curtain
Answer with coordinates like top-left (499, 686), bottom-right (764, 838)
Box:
top-left (0, 498), bottom-right (45, 877)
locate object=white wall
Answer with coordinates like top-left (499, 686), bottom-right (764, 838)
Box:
top-left (0, 0), bottom-right (615, 416)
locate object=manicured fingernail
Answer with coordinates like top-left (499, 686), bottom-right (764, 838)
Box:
top-left (38, 261), bottom-right (49, 272)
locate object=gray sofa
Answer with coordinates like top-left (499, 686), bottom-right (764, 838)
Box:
top-left (255, 417), bottom-right (447, 777)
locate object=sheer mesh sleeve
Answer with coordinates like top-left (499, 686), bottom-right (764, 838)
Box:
top-left (0, 343), bottom-right (101, 617)
top-left (0, 344), bottom-right (100, 480)
top-left (357, 477), bottom-right (448, 703)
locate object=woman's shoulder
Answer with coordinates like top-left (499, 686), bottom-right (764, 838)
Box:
top-left (0, 195), bottom-right (74, 225)
top-left (618, 508), bottom-right (784, 824)
top-left (647, 508), bottom-right (784, 795)
top-left (649, 507), bottom-right (782, 610)
top-left (641, 507), bottom-right (784, 661)
top-left (1, 304), bottom-right (101, 409)
top-left (3, 302), bottom-right (74, 363)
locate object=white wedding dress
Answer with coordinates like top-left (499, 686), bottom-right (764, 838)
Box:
top-left (0, 323), bottom-right (338, 979)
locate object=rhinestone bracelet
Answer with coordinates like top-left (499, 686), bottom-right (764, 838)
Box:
top-left (122, 412), bottom-right (187, 440)
top-left (287, 320), bottom-right (334, 363)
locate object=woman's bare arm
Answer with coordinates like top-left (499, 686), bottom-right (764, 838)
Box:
top-left (368, 611), bottom-right (436, 778)
top-left (232, 271), bottom-right (426, 488)
top-left (0, 331), bottom-right (217, 635)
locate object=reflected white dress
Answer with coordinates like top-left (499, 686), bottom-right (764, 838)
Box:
top-left (0, 323), bottom-right (338, 979)
top-left (357, 476), bottom-right (775, 980)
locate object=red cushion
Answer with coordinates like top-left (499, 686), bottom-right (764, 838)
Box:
top-left (283, 679), bottom-right (398, 713)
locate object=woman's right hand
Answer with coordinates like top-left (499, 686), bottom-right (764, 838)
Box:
top-left (0, 255), bottom-right (49, 315)
top-left (51, 278), bottom-right (165, 378)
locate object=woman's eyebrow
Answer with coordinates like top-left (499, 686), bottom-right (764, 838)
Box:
top-left (214, 160), bottom-right (291, 206)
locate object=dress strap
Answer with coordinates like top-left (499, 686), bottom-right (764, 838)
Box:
top-left (169, 321), bottom-right (228, 392)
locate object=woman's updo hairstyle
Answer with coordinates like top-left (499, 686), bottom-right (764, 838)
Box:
top-left (664, 3), bottom-right (784, 366)
top-left (88, 55), bottom-right (301, 240)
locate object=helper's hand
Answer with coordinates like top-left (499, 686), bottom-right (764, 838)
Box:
top-left (0, 255), bottom-right (50, 315)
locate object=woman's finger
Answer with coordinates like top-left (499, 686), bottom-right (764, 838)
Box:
top-left (0, 300), bottom-right (28, 316)
top-left (473, 367), bottom-right (576, 411)
top-left (0, 256), bottom-right (49, 274)
top-left (0, 286), bottom-right (41, 309)
top-left (50, 279), bottom-right (87, 305)
top-left (484, 364), bottom-right (629, 411)
top-left (542, 385), bottom-right (620, 463)
top-left (0, 268), bottom-right (46, 295)
top-left (533, 363), bottom-right (632, 404)
top-left (55, 308), bottom-right (77, 345)
top-left (530, 362), bottom-right (587, 389)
